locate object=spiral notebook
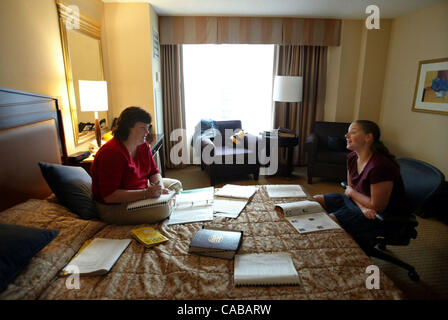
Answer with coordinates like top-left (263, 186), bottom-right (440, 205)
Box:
top-left (234, 253), bottom-right (300, 286)
top-left (126, 192), bottom-right (175, 211)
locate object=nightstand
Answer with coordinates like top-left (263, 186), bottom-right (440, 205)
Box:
top-left (262, 134), bottom-right (299, 177)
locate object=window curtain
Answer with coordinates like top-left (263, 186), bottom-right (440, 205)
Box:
top-left (273, 45), bottom-right (327, 166)
top-left (161, 44), bottom-right (187, 169)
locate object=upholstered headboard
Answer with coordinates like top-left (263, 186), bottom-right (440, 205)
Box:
top-left (0, 87), bottom-right (67, 212)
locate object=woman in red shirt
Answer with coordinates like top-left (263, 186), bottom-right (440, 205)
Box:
top-left (92, 106), bottom-right (182, 224)
top-left (314, 120), bottom-right (406, 241)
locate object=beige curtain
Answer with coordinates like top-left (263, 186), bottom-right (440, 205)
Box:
top-left (161, 45), bottom-right (187, 169)
top-left (273, 45), bottom-right (327, 166)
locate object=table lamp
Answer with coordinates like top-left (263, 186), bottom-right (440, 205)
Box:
top-left (273, 75), bottom-right (303, 130)
top-left (78, 80), bottom-right (108, 148)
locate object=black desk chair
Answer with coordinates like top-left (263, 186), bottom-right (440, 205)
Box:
top-left (342, 157), bottom-right (445, 281)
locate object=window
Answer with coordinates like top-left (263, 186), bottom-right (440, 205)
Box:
top-left (183, 44), bottom-right (275, 139)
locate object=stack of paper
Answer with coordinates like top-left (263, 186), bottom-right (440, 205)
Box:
top-left (62, 238), bottom-right (131, 276)
top-left (215, 184), bottom-right (258, 199)
top-left (234, 253), bottom-right (300, 286)
top-left (265, 184), bottom-right (307, 198)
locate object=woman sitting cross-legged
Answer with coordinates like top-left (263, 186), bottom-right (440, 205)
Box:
top-left (91, 106), bottom-right (182, 225)
top-left (313, 120), bottom-right (406, 242)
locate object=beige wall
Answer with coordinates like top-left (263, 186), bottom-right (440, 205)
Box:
top-left (379, 0), bottom-right (448, 176)
top-left (103, 3), bottom-right (155, 122)
top-left (324, 20), bottom-right (363, 122)
top-left (0, 0), bottom-right (104, 154)
top-left (353, 19), bottom-right (391, 122)
top-left (325, 19), bottom-right (391, 124)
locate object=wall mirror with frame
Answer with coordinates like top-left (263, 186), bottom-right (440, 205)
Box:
top-left (56, 1), bottom-right (109, 146)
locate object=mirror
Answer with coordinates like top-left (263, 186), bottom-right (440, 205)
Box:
top-left (56, 1), bottom-right (109, 145)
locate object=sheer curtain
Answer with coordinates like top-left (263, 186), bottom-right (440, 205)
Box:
top-left (273, 45), bottom-right (327, 166)
top-left (183, 44), bottom-right (275, 139)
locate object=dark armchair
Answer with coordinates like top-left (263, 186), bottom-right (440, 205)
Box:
top-left (305, 121), bottom-right (351, 184)
top-left (199, 120), bottom-right (259, 186)
top-left (347, 157), bottom-right (445, 281)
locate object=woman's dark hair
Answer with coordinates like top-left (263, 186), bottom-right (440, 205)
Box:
top-left (354, 120), bottom-right (398, 166)
top-left (112, 106), bottom-right (152, 141)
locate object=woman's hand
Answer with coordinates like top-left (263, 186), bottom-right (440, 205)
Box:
top-left (146, 184), bottom-right (162, 198)
top-left (362, 207), bottom-right (378, 220)
top-left (345, 185), bottom-right (355, 198)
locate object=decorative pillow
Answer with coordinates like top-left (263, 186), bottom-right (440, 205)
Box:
top-left (38, 162), bottom-right (98, 219)
top-left (0, 224), bottom-right (59, 292)
top-left (230, 130), bottom-right (245, 145)
top-left (327, 136), bottom-right (347, 151)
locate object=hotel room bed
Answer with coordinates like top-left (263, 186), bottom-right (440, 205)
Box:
top-left (0, 87), bottom-right (403, 300)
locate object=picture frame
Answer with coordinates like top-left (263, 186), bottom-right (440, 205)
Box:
top-left (412, 57), bottom-right (448, 115)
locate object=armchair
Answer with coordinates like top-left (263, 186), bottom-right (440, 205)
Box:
top-left (346, 157), bottom-right (445, 281)
top-left (305, 121), bottom-right (351, 184)
top-left (199, 120), bottom-right (259, 186)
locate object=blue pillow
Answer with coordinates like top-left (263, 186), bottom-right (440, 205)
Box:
top-left (38, 162), bottom-right (98, 219)
top-left (0, 224), bottom-right (59, 292)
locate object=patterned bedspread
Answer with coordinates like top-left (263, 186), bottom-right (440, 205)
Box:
top-left (0, 186), bottom-right (403, 300)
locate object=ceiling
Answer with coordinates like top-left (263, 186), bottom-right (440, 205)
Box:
top-left (102, 0), bottom-right (445, 19)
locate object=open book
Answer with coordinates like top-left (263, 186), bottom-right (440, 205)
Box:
top-left (234, 253), bottom-right (300, 286)
top-left (167, 187), bottom-right (214, 225)
top-left (275, 200), bottom-right (341, 233)
top-left (265, 184), bottom-right (307, 198)
top-left (62, 238), bottom-right (131, 276)
top-left (126, 191), bottom-right (175, 211)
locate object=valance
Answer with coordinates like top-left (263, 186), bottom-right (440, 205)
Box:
top-left (159, 16), bottom-right (340, 46)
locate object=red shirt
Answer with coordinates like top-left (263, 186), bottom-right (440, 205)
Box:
top-left (91, 137), bottom-right (160, 202)
top-left (347, 151), bottom-right (406, 215)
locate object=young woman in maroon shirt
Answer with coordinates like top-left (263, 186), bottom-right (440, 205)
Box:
top-left (91, 107), bottom-right (182, 224)
top-left (314, 120), bottom-right (406, 240)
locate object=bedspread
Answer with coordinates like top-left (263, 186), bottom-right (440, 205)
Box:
top-left (0, 187), bottom-right (403, 300)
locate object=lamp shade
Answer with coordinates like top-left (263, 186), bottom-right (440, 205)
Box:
top-left (273, 76), bottom-right (303, 102)
top-left (78, 80), bottom-right (108, 112)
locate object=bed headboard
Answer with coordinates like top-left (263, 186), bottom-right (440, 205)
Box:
top-left (0, 87), bottom-right (68, 212)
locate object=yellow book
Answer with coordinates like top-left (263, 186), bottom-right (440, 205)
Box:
top-left (131, 227), bottom-right (169, 248)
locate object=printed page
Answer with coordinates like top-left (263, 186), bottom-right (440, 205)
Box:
top-left (234, 253), bottom-right (300, 286)
top-left (167, 205), bottom-right (214, 225)
top-left (265, 185), bottom-right (306, 198)
top-left (63, 238), bottom-right (131, 275)
top-left (286, 212), bottom-right (341, 233)
top-left (213, 199), bottom-right (248, 219)
top-left (215, 184), bottom-right (258, 199)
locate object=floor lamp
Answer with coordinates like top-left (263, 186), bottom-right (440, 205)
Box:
top-left (272, 75), bottom-right (303, 130)
top-left (78, 80), bottom-right (108, 148)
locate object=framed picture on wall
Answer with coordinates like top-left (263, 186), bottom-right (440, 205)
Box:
top-left (412, 57), bottom-right (448, 115)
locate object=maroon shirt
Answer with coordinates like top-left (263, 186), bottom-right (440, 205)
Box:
top-left (91, 137), bottom-right (160, 203)
top-left (347, 151), bottom-right (406, 215)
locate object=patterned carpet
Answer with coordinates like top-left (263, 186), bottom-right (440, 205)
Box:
top-left (166, 165), bottom-right (448, 300)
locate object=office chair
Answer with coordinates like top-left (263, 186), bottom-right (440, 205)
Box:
top-left (342, 157), bottom-right (445, 281)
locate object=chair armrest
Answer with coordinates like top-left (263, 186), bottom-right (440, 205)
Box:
top-left (201, 137), bottom-right (215, 159)
top-left (304, 133), bottom-right (318, 151)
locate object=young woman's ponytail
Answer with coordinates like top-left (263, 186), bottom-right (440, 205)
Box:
top-left (354, 120), bottom-right (399, 167)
